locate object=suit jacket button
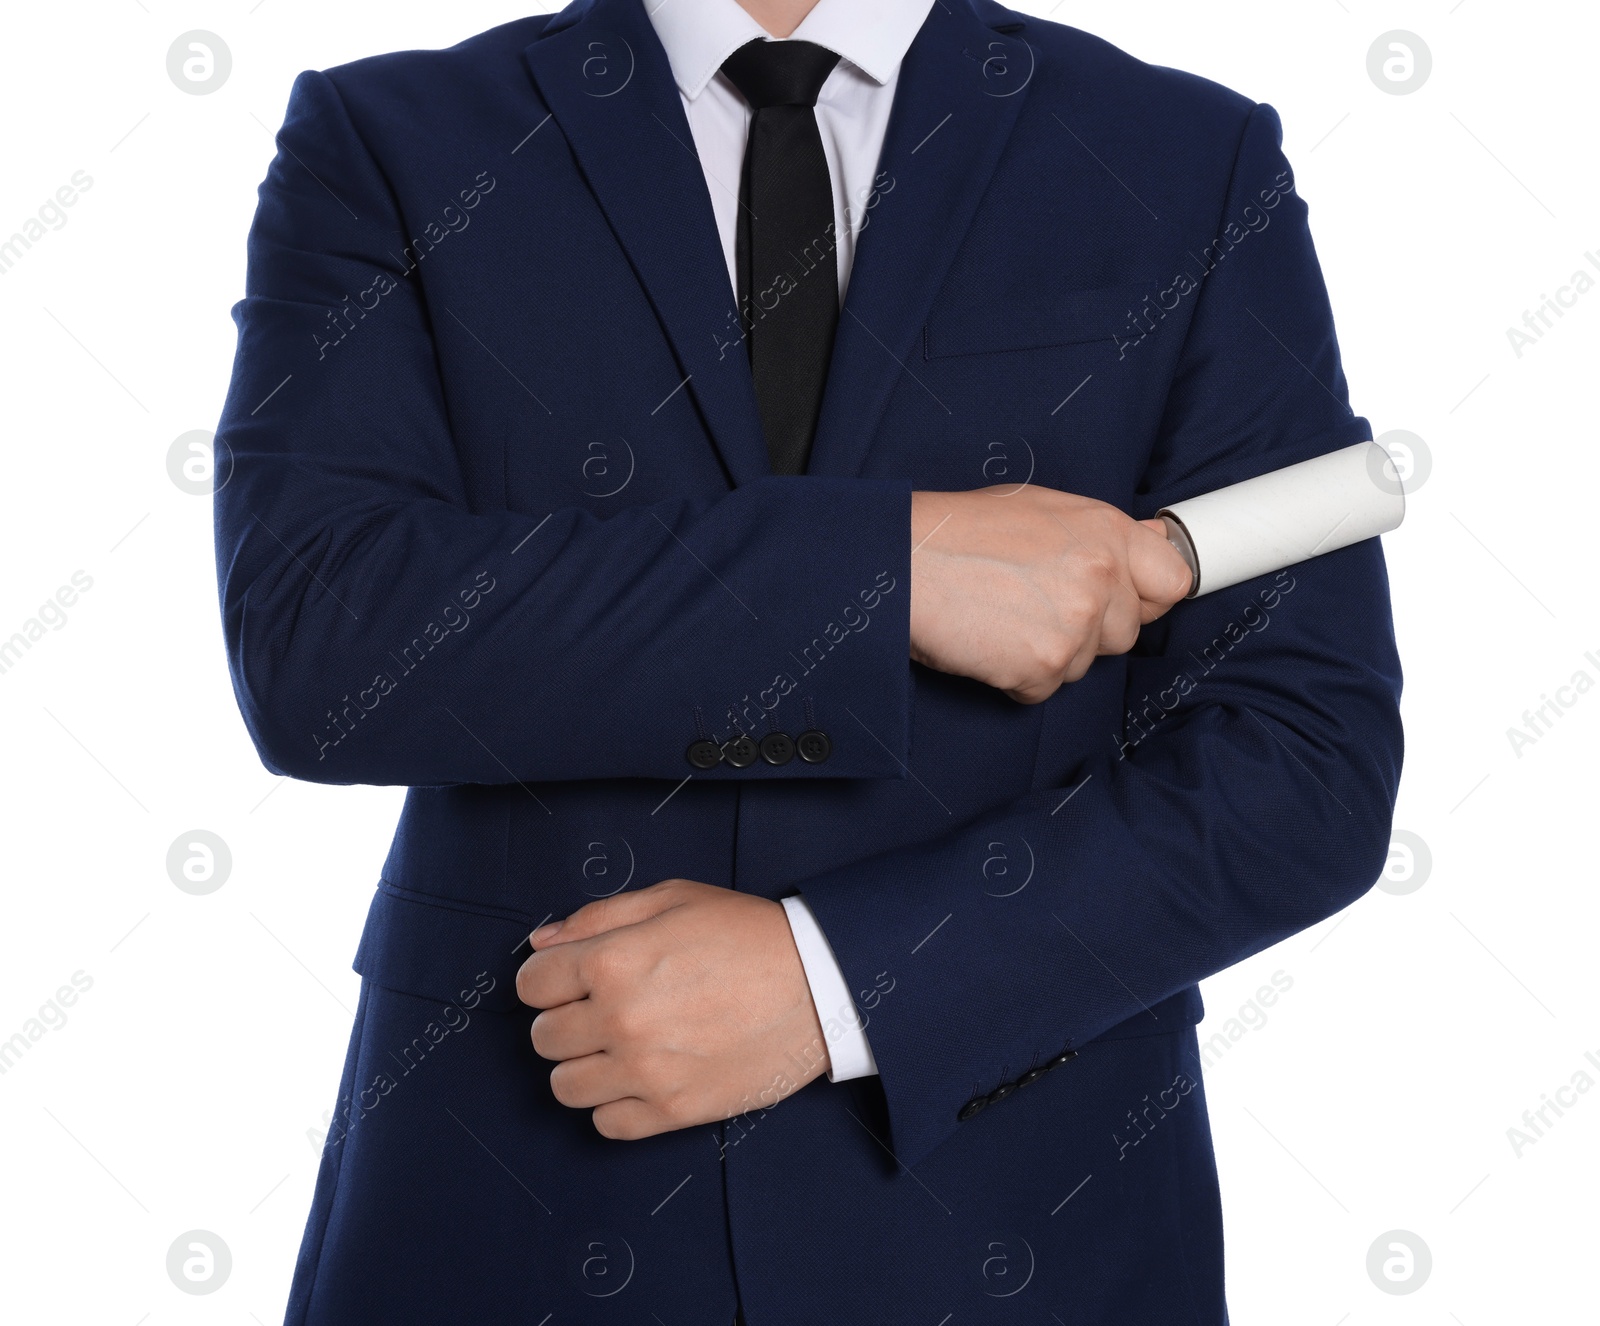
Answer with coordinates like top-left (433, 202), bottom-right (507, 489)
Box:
top-left (759, 732), bottom-right (795, 765)
top-left (687, 739), bottom-right (722, 770)
top-left (957, 1097), bottom-right (987, 1122)
top-left (722, 734), bottom-right (758, 768)
top-left (986, 1081), bottom-right (1017, 1105)
top-left (796, 730), bottom-right (832, 763)
top-left (1046, 1049), bottom-right (1078, 1071)
top-left (1018, 1067), bottom-right (1047, 1088)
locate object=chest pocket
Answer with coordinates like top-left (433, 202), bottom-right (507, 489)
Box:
top-left (923, 281), bottom-right (1151, 358)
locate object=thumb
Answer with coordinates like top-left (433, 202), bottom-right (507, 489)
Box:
top-left (1130, 518), bottom-right (1193, 609)
top-left (529, 879), bottom-right (690, 949)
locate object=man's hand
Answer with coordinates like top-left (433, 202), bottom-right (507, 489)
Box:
top-left (515, 881), bottom-right (828, 1140)
top-left (910, 486), bottom-right (1193, 704)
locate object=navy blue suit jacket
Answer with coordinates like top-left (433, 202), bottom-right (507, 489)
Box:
top-left (214, 0), bottom-right (1403, 1321)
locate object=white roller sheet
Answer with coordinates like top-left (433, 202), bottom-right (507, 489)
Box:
top-left (1158, 441), bottom-right (1405, 598)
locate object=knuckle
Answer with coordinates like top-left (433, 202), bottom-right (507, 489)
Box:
top-left (583, 896), bottom-right (618, 931)
top-left (583, 938), bottom-right (634, 987)
top-left (606, 1006), bottom-right (635, 1043)
top-left (656, 1089), bottom-right (694, 1128)
top-left (1095, 503), bottom-right (1127, 534)
top-left (652, 879), bottom-right (697, 911)
top-left (1054, 613), bottom-right (1092, 657)
top-left (1062, 586), bottom-right (1100, 623)
top-left (1013, 682), bottom-right (1054, 705)
top-left (1106, 619), bottom-right (1140, 655)
top-left (605, 999), bottom-right (647, 1043)
top-left (1086, 553), bottom-right (1122, 592)
top-left (631, 1048), bottom-right (679, 1100)
top-left (1008, 642), bottom-right (1066, 698)
top-left (1019, 635), bottom-right (1065, 682)
top-left (1042, 639), bottom-right (1075, 676)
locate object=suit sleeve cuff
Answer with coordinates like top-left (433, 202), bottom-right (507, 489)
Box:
top-left (781, 893), bottom-right (878, 1081)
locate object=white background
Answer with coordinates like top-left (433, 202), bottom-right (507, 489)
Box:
top-left (1, 1), bottom-right (1595, 1321)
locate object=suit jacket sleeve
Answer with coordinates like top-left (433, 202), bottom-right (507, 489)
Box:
top-left (796, 102), bottom-right (1405, 1168)
top-left (214, 70), bottom-right (912, 786)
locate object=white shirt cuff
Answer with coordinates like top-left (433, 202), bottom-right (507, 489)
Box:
top-left (781, 893), bottom-right (878, 1081)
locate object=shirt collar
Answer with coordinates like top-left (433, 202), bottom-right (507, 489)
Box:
top-left (641, 0), bottom-right (935, 100)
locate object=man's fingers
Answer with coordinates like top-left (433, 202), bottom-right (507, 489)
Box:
top-left (1064, 629), bottom-right (1103, 683)
top-left (1128, 519), bottom-right (1193, 608)
top-left (529, 879), bottom-right (688, 949)
top-left (529, 1001), bottom-right (604, 1062)
top-left (591, 1096), bottom-right (673, 1141)
top-left (515, 941), bottom-right (588, 1009)
top-left (1094, 581), bottom-right (1145, 659)
top-left (548, 1052), bottom-right (635, 1110)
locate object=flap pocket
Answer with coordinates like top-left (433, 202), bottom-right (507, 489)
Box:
top-left (923, 282), bottom-right (1149, 358)
top-left (353, 879), bottom-right (535, 1013)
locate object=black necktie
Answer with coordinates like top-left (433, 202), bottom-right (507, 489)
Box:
top-left (720, 38), bottom-right (843, 476)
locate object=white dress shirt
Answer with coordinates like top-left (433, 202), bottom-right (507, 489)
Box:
top-left (641, 0), bottom-right (935, 1082)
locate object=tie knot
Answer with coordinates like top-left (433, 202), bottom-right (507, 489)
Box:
top-left (720, 38), bottom-right (841, 110)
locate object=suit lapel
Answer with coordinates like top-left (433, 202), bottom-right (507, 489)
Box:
top-left (523, 0), bottom-right (771, 488)
top-left (524, 0), bottom-right (1032, 487)
top-left (806, 3), bottom-right (1033, 478)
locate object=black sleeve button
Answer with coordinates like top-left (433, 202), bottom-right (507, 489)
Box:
top-left (1045, 1049), bottom-right (1078, 1071)
top-left (686, 739), bottom-right (723, 770)
top-left (758, 731), bottom-right (795, 766)
top-left (985, 1081), bottom-right (1017, 1106)
top-left (957, 1097), bottom-right (987, 1122)
top-left (722, 734), bottom-right (758, 768)
top-left (1017, 1067), bottom-right (1048, 1088)
top-left (796, 730), bottom-right (832, 763)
